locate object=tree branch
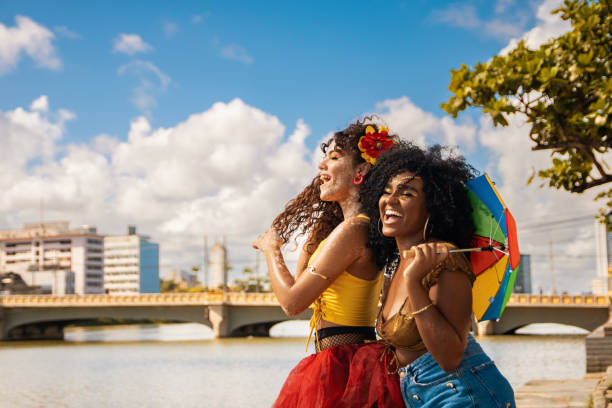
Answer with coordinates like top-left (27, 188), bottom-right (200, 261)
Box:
top-left (571, 175), bottom-right (612, 193)
top-left (530, 141), bottom-right (611, 151)
top-left (568, 93), bottom-right (599, 118)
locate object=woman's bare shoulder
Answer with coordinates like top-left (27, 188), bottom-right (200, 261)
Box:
top-left (323, 215), bottom-right (369, 246)
top-left (335, 215), bottom-right (369, 234)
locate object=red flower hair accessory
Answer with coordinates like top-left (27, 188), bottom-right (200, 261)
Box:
top-left (357, 125), bottom-right (394, 165)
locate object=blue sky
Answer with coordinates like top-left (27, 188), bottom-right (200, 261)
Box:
top-left (0, 0), bottom-right (605, 293)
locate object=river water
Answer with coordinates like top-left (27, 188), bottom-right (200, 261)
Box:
top-left (0, 322), bottom-right (587, 408)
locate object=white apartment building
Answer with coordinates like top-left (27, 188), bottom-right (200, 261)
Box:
top-left (104, 226), bottom-right (159, 294)
top-left (0, 222), bottom-right (104, 295)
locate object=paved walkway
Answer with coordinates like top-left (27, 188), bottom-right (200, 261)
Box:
top-left (515, 373), bottom-right (603, 408)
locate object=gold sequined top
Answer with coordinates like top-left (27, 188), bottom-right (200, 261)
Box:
top-left (376, 242), bottom-right (475, 351)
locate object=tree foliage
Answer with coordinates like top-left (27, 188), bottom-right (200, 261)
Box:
top-left (441, 0), bottom-right (612, 222)
top-left (232, 267), bottom-right (270, 292)
top-left (160, 279), bottom-right (178, 293)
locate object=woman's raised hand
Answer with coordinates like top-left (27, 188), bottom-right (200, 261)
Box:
top-left (401, 242), bottom-right (449, 283)
top-left (253, 228), bottom-right (283, 252)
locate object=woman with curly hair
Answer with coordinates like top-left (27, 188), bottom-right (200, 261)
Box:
top-left (358, 142), bottom-right (515, 407)
top-left (253, 119), bottom-right (404, 407)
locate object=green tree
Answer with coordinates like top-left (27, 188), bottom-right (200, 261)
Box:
top-left (442, 0), bottom-right (612, 223)
top-left (185, 285), bottom-right (208, 293)
top-left (231, 267), bottom-right (271, 292)
top-left (160, 279), bottom-right (177, 293)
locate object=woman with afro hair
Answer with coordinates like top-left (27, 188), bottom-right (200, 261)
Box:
top-left (356, 141), bottom-right (515, 407)
top-left (253, 119), bottom-right (403, 407)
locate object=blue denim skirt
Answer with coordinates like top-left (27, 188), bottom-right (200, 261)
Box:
top-left (399, 335), bottom-right (515, 408)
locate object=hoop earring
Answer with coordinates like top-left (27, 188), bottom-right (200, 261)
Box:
top-left (378, 218), bottom-right (384, 236)
top-left (353, 172), bottom-right (364, 185)
top-left (422, 216), bottom-right (430, 242)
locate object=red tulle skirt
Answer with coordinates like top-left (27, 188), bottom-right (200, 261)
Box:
top-left (272, 342), bottom-right (404, 408)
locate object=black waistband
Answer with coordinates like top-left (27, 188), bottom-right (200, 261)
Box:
top-left (316, 325), bottom-right (376, 341)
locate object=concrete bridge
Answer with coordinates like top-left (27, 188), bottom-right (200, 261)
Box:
top-left (475, 294), bottom-right (610, 335)
top-left (0, 292), bottom-right (609, 341)
top-left (0, 292), bottom-right (312, 341)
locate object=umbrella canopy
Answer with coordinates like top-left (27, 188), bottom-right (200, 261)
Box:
top-left (465, 173), bottom-right (520, 321)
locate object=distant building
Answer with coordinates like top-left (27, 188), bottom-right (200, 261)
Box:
top-left (209, 243), bottom-right (227, 290)
top-left (104, 226), bottom-right (159, 294)
top-left (592, 276), bottom-right (607, 296)
top-left (0, 272), bottom-right (48, 295)
top-left (167, 269), bottom-right (197, 288)
top-left (595, 220), bottom-right (611, 296)
top-left (514, 254), bottom-right (532, 293)
top-left (0, 222), bottom-right (103, 295)
top-left (608, 230), bottom-right (612, 298)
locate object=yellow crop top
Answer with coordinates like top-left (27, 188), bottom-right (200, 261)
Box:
top-left (307, 222), bottom-right (383, 343)
top-left (376, 242), bottom-right (475, 351)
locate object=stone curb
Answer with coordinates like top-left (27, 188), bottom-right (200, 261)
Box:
top-left (591, 365), bottom-right (612, 408)
top-left (516, 376), bottom-right (601, 407)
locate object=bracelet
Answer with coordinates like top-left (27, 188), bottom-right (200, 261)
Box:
top-left (308, 265), bottom-right (329, 280)
top-left (411, 303), bottom-right (434, 316)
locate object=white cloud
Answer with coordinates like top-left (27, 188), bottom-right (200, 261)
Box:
top-left (0, 96), bottom-right (76, 215)
top-left (0, 109), bottom-right (55, 169)
top-left (374, 96), bottom-right (477, 152)
top-left (118, 60), bottom-right (171, 114)
top-left (30, 95), bottom-right (49, 112)
top-left (220, 44), bottom-right (254, 65)
top-left (163, 22), bottom-right (178, 37)
top-left (0, 15), bottom-right (61, 75)
top-left (57, 109), bottom-right (76, 124)
top-left (484, 19), bottom-right (525, 39)
top-left (495, 0), bottom-right (515, 14)
top-left (92, 133), bottom-right (119, 155)
top-left (192, 13), bottom-right (210, 24)
top-left (0, 97), bottom-right (313, 280)
top-left (430, 4), bottom-right (481, 29)
top-left (54, 25), bottom-right (80, 39)
top-left (118, 60), bottom-right (170, 89)
top-left (430, 1), bottom-right (530, 40)
top-left (112, 33), bottom-right (153, 55)
top-left (14, 145), bottom-right (114, 216)
top-left (499, 0), bottom-right (571, 55)
top-left (110, 99), bottom-right (312, 273)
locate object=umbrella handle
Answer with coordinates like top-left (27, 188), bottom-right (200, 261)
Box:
top-left (445, 245), bottom-right (506, 253)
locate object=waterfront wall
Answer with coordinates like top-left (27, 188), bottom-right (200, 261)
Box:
top-left (586, 305), bottom-right (612, 373)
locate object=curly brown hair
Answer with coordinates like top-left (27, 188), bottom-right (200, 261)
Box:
top-left (271, 117), bottom-right (392, 253)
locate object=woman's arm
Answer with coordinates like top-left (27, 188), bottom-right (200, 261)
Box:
top-left (402, 243), bottom-right (473, 371)
top-left (253, 218), bottom-right (369, 316)
top-left (295, 236), bottom-right (316, 279)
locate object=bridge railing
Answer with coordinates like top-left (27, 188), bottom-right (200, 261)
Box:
top-left (507, 294), bottom-right (610, 307)
top-left (1, 292), bottom-right (608, 308)
top-left (0, 292), bottom-right (280, 307)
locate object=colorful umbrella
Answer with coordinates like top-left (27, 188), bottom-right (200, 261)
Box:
top-left (452, 173), bottom-right (520, 321)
